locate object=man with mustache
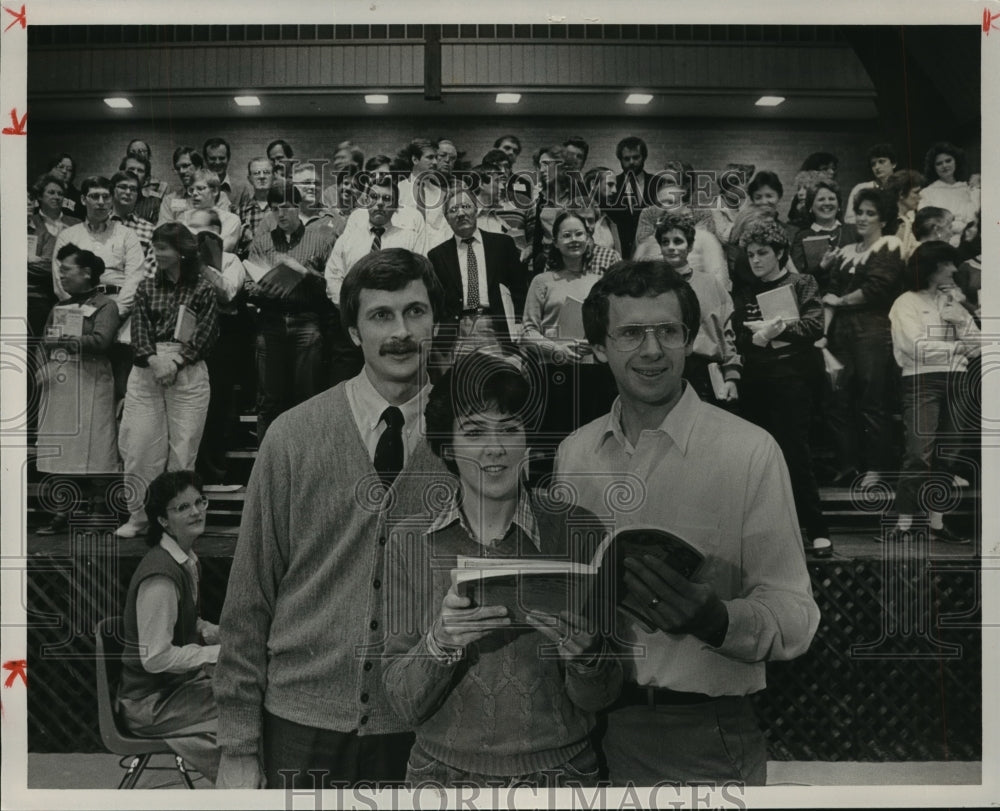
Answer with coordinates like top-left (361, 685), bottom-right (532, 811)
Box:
top-left (427, 187), bottom-right (525, 351)
top-left (215, 248), bottom-right (449, 790)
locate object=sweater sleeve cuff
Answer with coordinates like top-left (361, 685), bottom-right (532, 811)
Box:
top-left (217, 703), bottom-right (263, 757)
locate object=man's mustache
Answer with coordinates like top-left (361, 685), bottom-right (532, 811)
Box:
top-left (379, 339), bottom-right (419, 356)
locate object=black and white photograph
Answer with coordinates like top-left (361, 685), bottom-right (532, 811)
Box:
top-left (0, 0), bottom-right (996, 808)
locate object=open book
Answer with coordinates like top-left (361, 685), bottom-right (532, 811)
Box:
top-left (452, 526), bottom-right (704, 630)
top-left (243, 257), bottom-right (310, 297)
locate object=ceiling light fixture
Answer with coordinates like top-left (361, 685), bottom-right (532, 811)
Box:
top-left (496, 93), bottom-right (521, 104)
top-left (625, 93), bottom-right (653, 105)
top-left (103, 97), bottom-right (133, 109)
top-left (755, 95), bottom-right (786, 107)
top-left (365, 94), bottom-right (389, 105)
top-left (234, 96), bottom-right (261, 107)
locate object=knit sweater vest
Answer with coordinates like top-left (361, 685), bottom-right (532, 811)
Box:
top-left (119, 545), bottom-right (200, 700)
top-left (214, 383), bottom-right (450, 755)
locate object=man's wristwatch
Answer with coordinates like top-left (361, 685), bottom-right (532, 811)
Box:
top-left (426, 626), bottom-right (464, 665)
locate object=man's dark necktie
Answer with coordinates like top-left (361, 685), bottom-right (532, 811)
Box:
top-left (463, 237), bottom-right (480, 308)
top-left (373, 406), bottom-right (404, 489)
top-left (370, 226), bottom-right (386, 253)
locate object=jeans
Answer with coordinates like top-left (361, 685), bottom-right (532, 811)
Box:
top-left (255, 311), bottom-right (326, 445)
top-left (118, 360), bottom-right (210, 524)
top-left (895, 371), bottom-right (973, 516)
top-left (404, 741), bottom-right (600, 788)
top-left (827, 310), bottom-right (897, 472)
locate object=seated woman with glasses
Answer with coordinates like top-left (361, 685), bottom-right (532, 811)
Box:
top-left (382, 349), bottom-right (621, 788)
top-left (117, 470), bottom-right (221, 785)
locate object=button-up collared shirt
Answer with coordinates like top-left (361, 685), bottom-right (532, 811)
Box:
top-left (131, 271), bottom-right (220, 366)
top-left (454, 229), bottom-right (490, 308)
top-left (554, 384), bottom-right (819, 695)
top-left (424, 484), bottom-right (540, 551)
top-left (51, 220), bottom-right (145, 316)
top-left (345, 369), bottom-right (430, 464)
top-left (324, 207), bottom-right (428, 305)
top-left (111, 211), bottom-right (157, 277)
top-left (133, 534), bottom-right (220, 674)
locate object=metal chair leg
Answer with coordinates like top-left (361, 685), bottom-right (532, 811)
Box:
top-left (120, 753), bottom-right (152, 789)
top-left (174, 755), bottom-right (196, 789)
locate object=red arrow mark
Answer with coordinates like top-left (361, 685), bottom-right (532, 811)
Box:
top-left (2, 108), bottom-right (27, 135)
top-left (3, 4), bottom-right (26, 32)
top-left (985, 7), bottom-right (1000, 34)
top-left (2, 659), bottom-right (27, 688)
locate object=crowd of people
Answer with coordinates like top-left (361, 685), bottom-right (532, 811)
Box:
top-left (26, 130), bottom-right (983, 787)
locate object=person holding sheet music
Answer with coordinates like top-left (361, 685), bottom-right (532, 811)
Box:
top-left (382, 349), bottom-right (621, 788)
top-left (246, 178), bottom-right (338, 443)
top-left (520, 210), bottom-right (621, 363)
top-left (789, 179), bottom-right (858, 293)
top-left (116, 223), bottom-right (219, 538)
top-left (733, 221), bottom-right (832, 558)
top-left (34, 245), bottom-right (121, 534)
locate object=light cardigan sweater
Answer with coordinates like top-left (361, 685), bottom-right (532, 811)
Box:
top-left (214, 383), bottom-right (449, 756)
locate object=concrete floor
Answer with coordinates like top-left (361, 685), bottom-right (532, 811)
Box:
top-left (23, 753), bottom-right (982, 789)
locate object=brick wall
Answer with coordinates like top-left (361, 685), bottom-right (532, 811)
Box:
top-left (28, 115), bottom-right (904, 218)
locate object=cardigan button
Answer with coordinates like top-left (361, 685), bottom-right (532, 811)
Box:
top-left (363, 661), bottom-right (373, 672)
top-left (370, 619), bottom-right (379, 630)
top-left (360, 715), bottom-right (369, 725)
top-left (378, 536), bottom-right (387, 546)
top-left (360, 692), bottom-right (370, 703)
top-left (372, 579), bottom-right (381, 590)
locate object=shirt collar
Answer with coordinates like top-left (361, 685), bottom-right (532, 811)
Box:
top-left (158, 534), bottom-right (197, 566)
top-left (424, 482), bottom-right (541, 550)
top-left (350, 368), bottom-right (429, 435)
top-left (455, 228), bottom-right (483, 246)
top-left (272, 222), bottom-right (305, 244)
top-left (596, 382), bottom-right (700, 457)
top-left (110, 212), bottom-right (136, 224)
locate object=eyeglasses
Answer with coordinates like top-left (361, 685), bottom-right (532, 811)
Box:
top-left (168, 496), bottom-right (209, 516)
top-left (607, 322), bottom-right (689, 351)
top-left (115, 184), bottom-right (138, 194)
top-left (85, 192), bottom-right (112, 202)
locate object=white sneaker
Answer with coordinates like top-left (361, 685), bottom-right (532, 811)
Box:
top-left (115, 520), bottom-right (148, 538)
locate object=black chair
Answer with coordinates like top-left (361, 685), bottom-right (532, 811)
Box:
top-left (94, 617), bottom-right (196, 789)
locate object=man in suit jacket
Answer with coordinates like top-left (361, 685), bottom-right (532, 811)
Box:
top-left (428, 187), bottom-right (526, 350)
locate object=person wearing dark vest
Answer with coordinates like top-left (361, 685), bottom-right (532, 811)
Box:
top-left (117, 470), bottom-right (221, 784)
top-left (214, 248), bottom-right (451, 789)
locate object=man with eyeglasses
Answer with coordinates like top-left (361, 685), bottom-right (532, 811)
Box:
top-left (555, 260), bottom-right (818, 787)
top-left (236, 157), bottom-right (276, 259)
top-left (427, 187), bottom-right (525, 349)
top-left (324, 175), bottom-right (427, 385)
top-left (52, 175), bottom-right (146, 398)
top-left (108, 170), bottom-right (157, 277)
top-left (119, 154), bottom-right (161, 223)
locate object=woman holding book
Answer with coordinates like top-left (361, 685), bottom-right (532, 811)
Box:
top-left (789, 180), bottom-right (857, 293)
top-left (382, 349), bottom-right (621, 788)
top-left (521, 210), bottom-right (621, 363)
top-left (35, 244), bottom-right (121, 534)
top-left (116, 223), bottom-right (219, 538)
top-left (734, 221), bottom-right (831, 557)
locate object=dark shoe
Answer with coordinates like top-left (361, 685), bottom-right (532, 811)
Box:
top-left (930, 525), bottom-right (971, 545)
top-left (807, 537), bottom-right (834, 558)
top-left (35, 512), bottom-right (69, 536)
